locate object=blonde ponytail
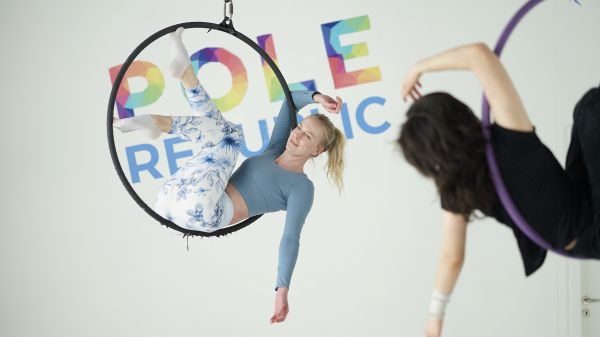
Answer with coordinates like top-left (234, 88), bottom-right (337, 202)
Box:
top-left (306, 114), bottom-right (346, 192)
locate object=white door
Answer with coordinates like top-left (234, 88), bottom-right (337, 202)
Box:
top-left (581, 261), bottom-right (600, 336)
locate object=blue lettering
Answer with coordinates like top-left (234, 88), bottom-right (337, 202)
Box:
top-left (339, 102), bottom-right (354, 139)
top-left (125, 143), bottom-right (163, 183)
top-left (240, 119), bottom-right (270, 157)
top-left (356, 96), bottom-right (389, 134)
top-left (121, 95), bottom-right (391, 184)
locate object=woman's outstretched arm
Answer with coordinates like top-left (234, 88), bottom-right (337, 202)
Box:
top-left (425, 210), bottom-right (467, 337)
top-left (270, 180), bottom-right (314, 324)
top-left (401, 43), bottom-right (533, 132)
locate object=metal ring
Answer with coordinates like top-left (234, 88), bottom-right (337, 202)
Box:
top-left (107, 22), bottom-right (297, 237)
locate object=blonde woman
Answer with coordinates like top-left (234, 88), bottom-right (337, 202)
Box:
top-left (113, 28), bottom-right (346, 323)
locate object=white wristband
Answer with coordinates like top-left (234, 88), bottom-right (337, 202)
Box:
top-left (428, 289), bottom-right (450, 319)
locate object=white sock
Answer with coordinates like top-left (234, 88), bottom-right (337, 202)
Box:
top-left (169, 27), bottom-right (192, 79)
top-left (113, 115), bottom-right (162, 139)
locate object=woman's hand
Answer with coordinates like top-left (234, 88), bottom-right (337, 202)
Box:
top-left (401, 66), bottom-right (423, 103)
top-left (314, 93), bottom-right (342, 114)
top-left (425, 317), bottom-right (444, 337)
top-left (270, 288), bottom-right (289, 324)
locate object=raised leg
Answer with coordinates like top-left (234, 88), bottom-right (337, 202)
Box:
top-left (169, 27), bottom-right (223, 120)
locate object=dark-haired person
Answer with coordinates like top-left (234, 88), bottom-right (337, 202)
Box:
top-left (398, 42), bottom-right (599, 337)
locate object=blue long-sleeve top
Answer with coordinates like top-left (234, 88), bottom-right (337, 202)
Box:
top-left (228, 91), bottom-right (317, 289)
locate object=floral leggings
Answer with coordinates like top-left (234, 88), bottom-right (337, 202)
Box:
top-left (155, 83), bottom-right (243, 231)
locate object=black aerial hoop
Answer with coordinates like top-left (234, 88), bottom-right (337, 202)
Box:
top-left (107, 1), bottom-right (298, 238)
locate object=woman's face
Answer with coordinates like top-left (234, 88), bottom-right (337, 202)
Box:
top-left (286, 118), bottom-right (326, 159)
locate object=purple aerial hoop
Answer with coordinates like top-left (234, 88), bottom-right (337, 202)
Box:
top-left (482, 0), bottom-right (584, 258)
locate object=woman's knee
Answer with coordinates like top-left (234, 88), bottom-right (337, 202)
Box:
top-left (151, 115), bottom-right (173, 133)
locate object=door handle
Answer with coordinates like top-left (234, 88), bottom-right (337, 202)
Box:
top-left (583, 296), bottom-right (600, 304)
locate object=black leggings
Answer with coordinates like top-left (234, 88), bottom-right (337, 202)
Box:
top-left (566, 85), bottom-right (600, 257)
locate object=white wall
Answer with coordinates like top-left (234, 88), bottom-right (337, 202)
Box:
top-left (1, 0), bottom-right (599, 336)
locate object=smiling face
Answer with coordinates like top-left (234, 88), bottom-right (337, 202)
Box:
top-left (285, 117), bottom-right (327, 159)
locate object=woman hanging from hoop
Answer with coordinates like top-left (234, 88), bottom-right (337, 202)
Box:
top-left (114, 28), bottom-right (346, 323)
top-left (397, 42), bottom-right (599, 337)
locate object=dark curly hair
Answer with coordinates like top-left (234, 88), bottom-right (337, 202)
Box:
top-left (397, 92), bottom-right (496, 220)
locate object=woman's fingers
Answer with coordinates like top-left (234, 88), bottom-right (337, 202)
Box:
top-left (325, 102), bottom-right (338, 113)
top-left (270, 310), bottom-right (287, 323)
top-left (271, 306), bottom-right (289, 323)
top-left (402, 87), bottom-right (410, 102)
top-left (402, 83), bottom-right (416, 102)
top-left (403, 85), bottom-right (422, 103)
top-left (413, 87), bottom-right (422, 99)
top-left (320, 95), bottom-right (340, 113)
top-left (334, 96), bottom-right (342, 113)
top-left (402, 75), bottom-right (424, 102)
top-left (410, 91), bottom-right (418, 102)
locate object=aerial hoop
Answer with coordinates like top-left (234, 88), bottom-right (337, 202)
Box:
top-left (108, 11), bottom-right (298, 237)
top-left (482, 0), bottom-right (585, 257)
